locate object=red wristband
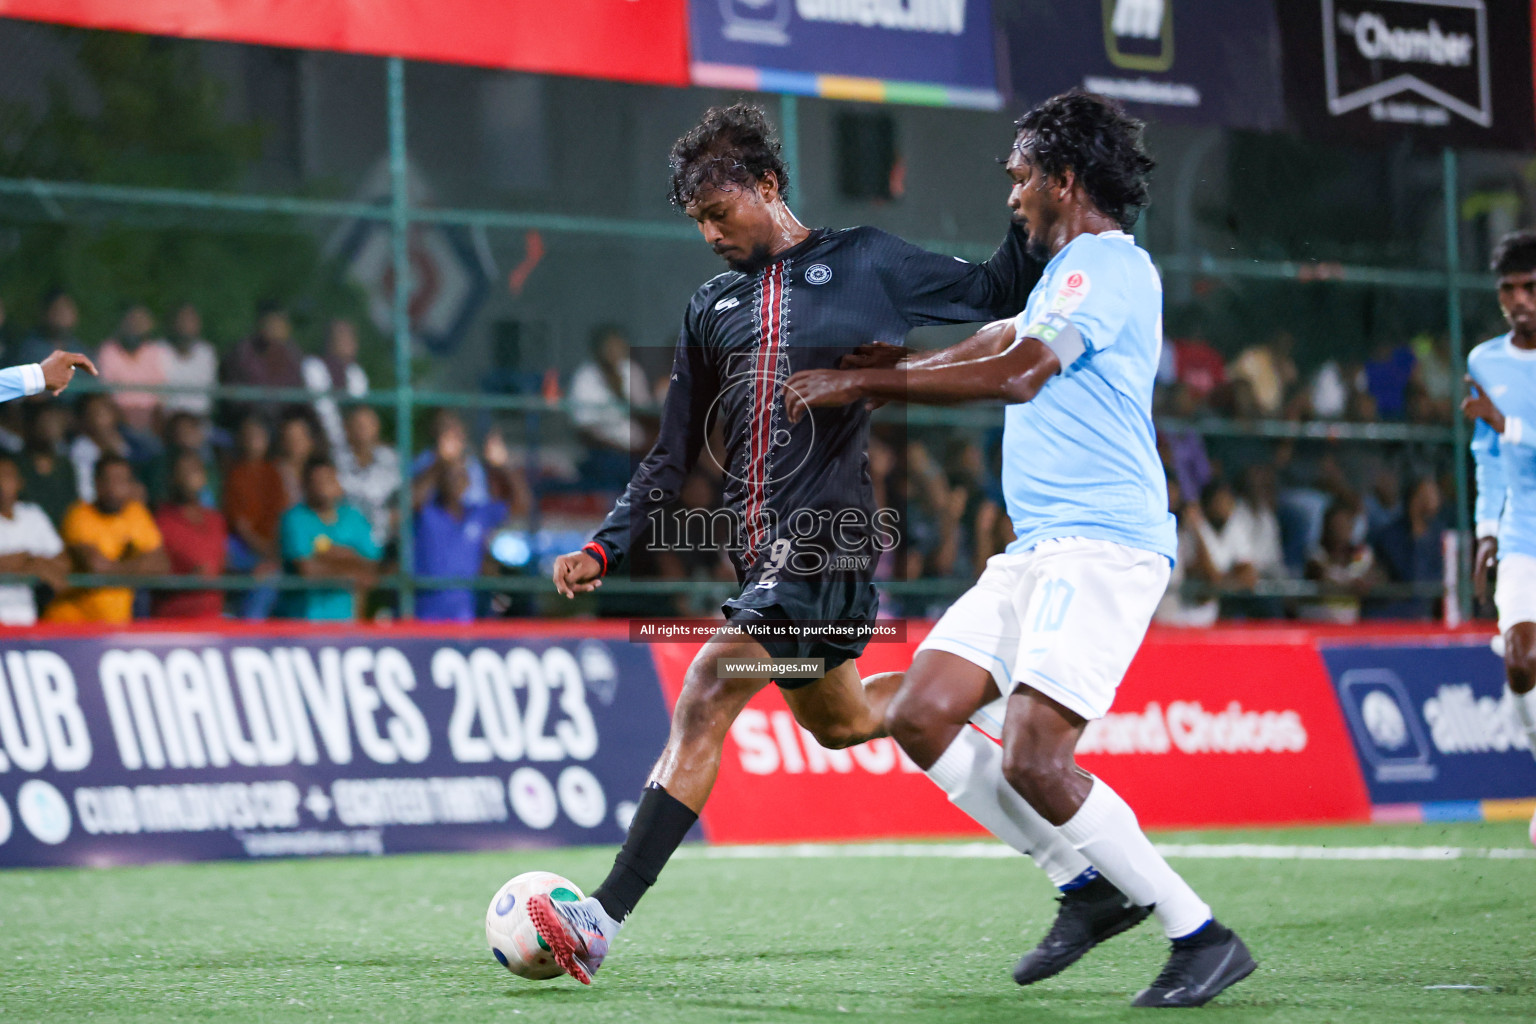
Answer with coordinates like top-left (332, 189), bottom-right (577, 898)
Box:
top-left (582, 542), bottom-right (609, 576)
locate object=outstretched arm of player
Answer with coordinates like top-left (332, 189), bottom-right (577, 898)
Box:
top-left (552, 320), bottom-right (717, 595)
top-left (881, 222), bottom-right (1039, 325)
top-left (786, 319), bottom-right (1061, 421)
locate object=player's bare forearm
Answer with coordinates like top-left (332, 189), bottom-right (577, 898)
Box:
top-left (787, 334), bottom-right (1059, 421)
top-left (901, 319), bottom-right (1017, 370)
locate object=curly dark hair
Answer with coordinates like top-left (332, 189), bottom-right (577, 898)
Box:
top-left (668, 103), bottom-right (790, 208)
top-left (1491, 229), bottom-right (1536, 276)
top-left (1013, 90), bottom-right (1155, 232)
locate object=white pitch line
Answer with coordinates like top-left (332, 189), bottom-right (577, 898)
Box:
top-left (675, 842), bottom-right (1536, 862)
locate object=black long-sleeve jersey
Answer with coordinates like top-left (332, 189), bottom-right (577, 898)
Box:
top-left (584, 223), bottom-right (1039, 592)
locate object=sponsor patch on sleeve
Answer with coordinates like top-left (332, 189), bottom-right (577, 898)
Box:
top-left (1047, 270), bottom-right (1091, 316)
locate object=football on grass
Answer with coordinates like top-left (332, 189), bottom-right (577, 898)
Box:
top-left (485, 871), bottom-right (585, 979)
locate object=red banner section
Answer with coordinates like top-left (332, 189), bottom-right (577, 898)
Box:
top-left (654, 625), bottom-right (1373, 843)
top-left (0, 0), bottom-right (690, 86)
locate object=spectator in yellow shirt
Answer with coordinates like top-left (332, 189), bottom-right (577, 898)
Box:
top-left (47, 455), bottom-right (169, 623)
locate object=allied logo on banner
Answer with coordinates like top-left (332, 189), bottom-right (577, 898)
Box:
top-left (1337, 669), bottom-right (1437, 782)
top-left (1323, 0), bottom-right (1489, 128)
top-left (721, 0), bottom-right (792, 44)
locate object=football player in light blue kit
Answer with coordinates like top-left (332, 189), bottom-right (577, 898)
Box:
top-left (1461, 228), bottom-right (1536, 846)
top-left (787, 91), bottom-right (1254, 1007)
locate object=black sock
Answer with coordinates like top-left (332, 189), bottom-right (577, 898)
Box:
top-left (593, 782), bottom-right (698, 922)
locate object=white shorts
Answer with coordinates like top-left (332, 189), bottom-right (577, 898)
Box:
top-left (916, 537), bottom-right (1169, 723)
top-left (1496, 552), bottom-right (1536, 635)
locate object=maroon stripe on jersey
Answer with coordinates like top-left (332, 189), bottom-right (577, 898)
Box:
top-left (743, 262), bottom-right (785, 566)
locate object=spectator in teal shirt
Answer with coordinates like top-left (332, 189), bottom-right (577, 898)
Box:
top-left (279, 456), bottom-right (379, 620)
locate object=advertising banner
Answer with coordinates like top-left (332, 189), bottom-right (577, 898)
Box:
top-left (1000, 0), bottom-right (1286, 130)
top-left (1276, 0), bottom-right (1536, 149)
top-left (658, 625), bottom-right (1371, 844)
top-left (0, 625), bottom-right (673, 868)
top-left (0, 0), bottom-right (690, 86)
top-left (1320, 640), bottom-right (1536, 806)
top-left (688, 0), bottom-right (1002, 109)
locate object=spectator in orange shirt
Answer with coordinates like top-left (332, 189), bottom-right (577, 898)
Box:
top-left (47, 455), bottom-right (168, 623)
top-left (154, 450), bottom-right (227, 620)
top-left (223, 415), bottom-right (284, 619)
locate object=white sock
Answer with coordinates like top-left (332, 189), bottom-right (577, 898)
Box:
top-left (925, 726), bottom-right (1093, 887)
top-left (1511, 686), bottom-right (1536, 761)
top-left (1057, 778), bottom-right (1211, 939)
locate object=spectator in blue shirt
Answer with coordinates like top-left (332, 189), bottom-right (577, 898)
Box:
top-left (413, 432), bottom-right (520, 621)
top-left (1368, 475), bottom-right (1445, 620)
top-left (278, 456), bottom-right (379, 621)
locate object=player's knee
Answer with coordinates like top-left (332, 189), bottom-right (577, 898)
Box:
top-left (804, 720), bottom-right (865, 750)
top-left (886, 673), bottom-right (969, 748)
top-left (1000, 745), bottom-right (1066, 809)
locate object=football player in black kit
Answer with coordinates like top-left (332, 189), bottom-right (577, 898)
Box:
top-left (529, 103), bottom-right (1143, 985)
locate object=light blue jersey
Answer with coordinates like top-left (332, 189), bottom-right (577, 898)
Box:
top-left (1468, 333), bottom-right (1536, 561)
top-left (1002, 230), bottom-right (1176, 561)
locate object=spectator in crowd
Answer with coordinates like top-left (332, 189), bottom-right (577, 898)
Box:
top-left (1363, 339), bottom-right (1416, 420)
top-left (1158, 381), bottom-right (1213, 501)
top-left (412, 410), bottom-right (491, 506)
top-left (904, 439), bottom-right (967, 583)
top-left (16, 289), bottom-right (88, 368)
top-left (18, 404), bottom-right (76, 525)
top-left (221, 302), bottom-right (306, 427)
top-left (96, 304), bottom-right (171, 432)
top-left (1369, 476), bottom-right (1445, 620)
top-left (1362, 466), bottom-right (1402, 536)
top-left (223, 415), bottom-right (285, 619)
top-left (274, 411), bottom-right (321, 510)
top-left (569, 324), bottom-right (655, 486)
top-left (1171, 331), bottom-right (1226, 402)
top-left (1409, 331), bottom-right (1453, 422)
top-left (1185, 476), bottom-right (1283, 620)
top-left (278, 456), bottom-right (379, 621)
top-left (46, 455), bottom-right (168, 623)
top-left (302, 318), bottom-right (369, 454)
top-left (1346, 387), bottom-right (1380, 424)
top-left (153, 450), bottom-right (227, 620)
top-left (70, 393), bottom-right (154, 504)
top-left (1156, 476), bottom-right (1217, 627)
top-left (336, 405), bottom-right (400, 550)
top-left (1229, 330), bottom-right (1298, 416)
top-left (413, 451), bottom-right (514, 622)
top-left (1302, 501), bottom-right (1378, 624)
top-left (0, 454), bottom-right (67, 625)
top-left (146, 411), bottom-right (220, 507)
top-left (1310, 358), bottom-right (1354, 420)
top-left (161, 303), bottom-right (218, 419)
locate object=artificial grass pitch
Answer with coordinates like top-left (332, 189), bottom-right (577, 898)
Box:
top-left (1, 822), bottom-right (1532, 1024)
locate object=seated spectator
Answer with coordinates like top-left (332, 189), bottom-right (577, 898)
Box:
top-left (1363, 467), bottom-right (1402, 536)
top-left (278, 456), bottom-right (379, 621)
top-left (153, 450), bottom-right (227, 620)
top-left (1368, 476), bottom-right (1445, 620)
top-left (1310, 359), bottom-right (1354, 420)
top-left (1171, 333), bottom-right (1226, 401)
top-left (96, 304), bottom-right (172, 433)
top-left (1157, 382), bottom-right (1212, 501)
top-left (274, 411), bottom-right (321, 510)
top-left (1228, 330), bottom-right (1298, 416)
top-left (69, 393), bottom-right (155, 504)
top-left (46, 455), bottom-right (168, 624)
top-left (1301, 502), bottom-right (1379, 624)
top-left (1186, 477), bottom-right (1283, 620)
top-left (335, 405), bottom-right (400, 550)
top-left (569, 324), bottom-right (654, 486)
top-left (414, 458), bottom-right (511, 622)
top-left (161, 303), bottom-right (218, 420)
top-left (16, 289), bottom-right (90, 368)
top-left (1363, 340), bottom-right (1416, 421)
top-left (412, 410), bottom-right (491, 506)
top-left (146, 412), bottom-right (220, 507)
top-left (302, 318), bottom-right (369, 454)
top-left (223, 415), bottom-right (285, 619)
top-left (221, 302), bottom-right (306, 428)
top-left (0, 454), bottom-right (67, 625)
top-left (18, 404), bottom-right (76, 525)
top-left (1409, 331), bottom-right (1453, 422)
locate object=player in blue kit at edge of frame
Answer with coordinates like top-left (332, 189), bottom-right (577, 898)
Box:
top-left (786, 90), bottom-right (1256, 1008)
top-left (1459, 228), bottom-right (1536, 847)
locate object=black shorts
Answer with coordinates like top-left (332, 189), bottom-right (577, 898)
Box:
top-left (721, 576), bottom-right (880, 689)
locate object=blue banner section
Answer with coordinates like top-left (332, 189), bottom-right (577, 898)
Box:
top-left (0, 631), bottom-right (673, 867)
top-left (1001, 0), bottom-right (1285, 130)
top-left (1320, 642), bottom-right (1536, 805)
top-left (689, 0), bottom-right (1000, 103)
